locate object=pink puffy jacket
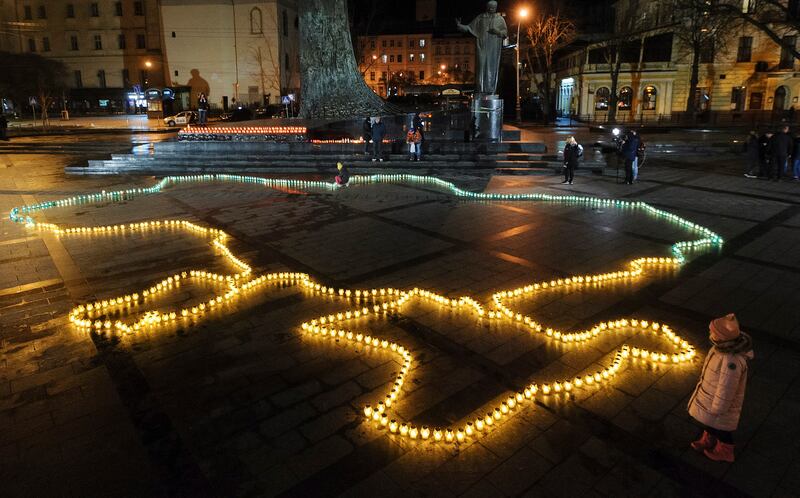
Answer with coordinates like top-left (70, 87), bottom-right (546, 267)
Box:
top-left (688, 347), bottom-right (753, 431)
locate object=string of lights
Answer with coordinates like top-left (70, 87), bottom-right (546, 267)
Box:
top-left (9, 173), bottom-right (723, 445)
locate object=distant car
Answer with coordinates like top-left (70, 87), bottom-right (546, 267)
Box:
top-left (163, 111), bottom-right (197, 127)
top-left (220, 108), bottom-right (254, 122)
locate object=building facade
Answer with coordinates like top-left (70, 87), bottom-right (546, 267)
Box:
top-left (554, 0), bottom-right (800, 123)
top-left (1, 0), bottom-right (166, 112)
top-left (356, 32), bottom-right (475, 97)
top-left (160, 0), bottom-right (300, 110)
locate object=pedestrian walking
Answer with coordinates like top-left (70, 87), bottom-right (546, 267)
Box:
top-left (406, 127), bottom-right (423, 161)
top-left (793, 133), bottom-right (800, 181)
top-left (688, 313), bottom-right (753, 463)
top-left (413, 112), bottom-right (425, 141)
top-left (620, 130), bottom-right (640, 184)
top-left (758, 132), bottom-right (773, 178)
top-left (334, 162), bottom-right (350, 186)
top-left (198, 93), bottom-right (209, 125)
top-left (561, 136), bottom-right (582, 185)
top-left (744, 130), bottom-right (760, 178)
top-left (0, 113), bottom-right (8, 141)
top-left (362, 117), bottom-right (373, 155)
top-left (371, 117), bottom-right (386, 162)
top-left (770, 125), bottom-right (793, 181)
top-left (634, 131), bottom-right (645, 182)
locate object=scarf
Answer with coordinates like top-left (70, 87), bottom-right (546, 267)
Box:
top-left (711, 331), bottom-right (753, 355)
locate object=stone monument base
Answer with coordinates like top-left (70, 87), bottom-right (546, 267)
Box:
top-left (471, 95), bottom-right (503, 143)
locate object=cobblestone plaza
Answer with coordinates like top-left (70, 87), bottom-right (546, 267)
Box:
top-left (1, 135), bottom-right (799, 497)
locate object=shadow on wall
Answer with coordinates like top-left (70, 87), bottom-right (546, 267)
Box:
top-left (187, 69), bottom-right (210, 108)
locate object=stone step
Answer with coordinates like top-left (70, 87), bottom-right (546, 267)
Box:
top-left (155, 141), bottom-right (549, 154)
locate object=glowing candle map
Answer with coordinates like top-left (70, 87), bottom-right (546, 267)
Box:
top-left (9, 174), bottom-right (723, 446)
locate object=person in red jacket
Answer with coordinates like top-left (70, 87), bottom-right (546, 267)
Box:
top-left (688, 313), bottom-right (754, 462)
top-left (406, 127), bottom-right (423, 161)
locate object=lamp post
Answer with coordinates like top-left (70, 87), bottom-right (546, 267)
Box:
top-left (515, 7), bottom-right (529, 123)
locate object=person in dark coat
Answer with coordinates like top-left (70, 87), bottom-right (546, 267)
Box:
top-left (620, 131), bottom-right (640, 184)
top-left (758, 132), bottom-right (773, 178)
top-left (793, 133), bottom-right (800, 180)
top-left (362, 117), bottom-right (372, 155)
top-left (413, 112), bottom-right (425, 140)
top-left (0, 113), bottom-right (8, 141)
top-left (744, 130), bottom-right (760, 178)
top-left (562, 136), bottom-right (582, 184)
top-left (371, 117), bottom-right (386, 162)
top-left (770, 125), bottom-right (793, 181)
top-left (197, 93), bottom-right (209, 125)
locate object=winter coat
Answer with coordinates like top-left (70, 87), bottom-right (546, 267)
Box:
top-left (688, 340), bottom-right (753, 431)
top-left (746, 135), bottom-right (760, 159)
top-left (337, 166), bottom-right (350, 183)
top-left (620, 134), bottom-right (640, 161)
top-left (563, 143), bottom-right (582, 167)
top-left (198, 97), bottom-right (209, 111)
top-left (759, 135), bottom-right (772, 160)
top-left (770, 132), bottom-right (793, 158)
top-left (372, 121), bottom-right (386, 141)
top-left (406, 130), bottom-right (422, 144)
top-left (792, 137), bottom-right (800, 160)
top-left (362, 119), bottom-right (372, 140)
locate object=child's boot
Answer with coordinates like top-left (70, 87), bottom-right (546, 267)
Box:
top-left (690, 430), bottom-right (716, 451)
top-left (704, 440), bottom-right (735, 462)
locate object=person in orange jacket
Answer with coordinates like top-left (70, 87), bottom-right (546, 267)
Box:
top-left (406, 127), bottom-right (423, 161)
top-left (688, 313), bottom-right (754, 462)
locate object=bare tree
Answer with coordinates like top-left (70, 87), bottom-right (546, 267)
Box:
top-left (673, 0), bottom-right (736, 113)
top-left (0, 51), bottom-right (67, 126)
top-left (525, 13), bottom-right (576, 124)
top-left (598, 0), bottom-right (644, 123)
top-left (249, 8), bottom-right (285, 102)
top-left (713, 0), bottom-right (800, 61)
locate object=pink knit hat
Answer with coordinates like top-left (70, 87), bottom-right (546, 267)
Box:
top-left (710, 313), bottom-right (741, 341)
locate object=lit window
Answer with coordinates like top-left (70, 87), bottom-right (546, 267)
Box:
top-left (94, 34), bottom-right (102, 50)
top-left (390, 55), bottom-right (395, 62)
top-left (382, 54), bottom-right (387, 63)
top-left (642, 85), bottom-right (657, 110)
top-left (250, 7), bottom-right (263, 34)
top-left (397, 54), bottom-right (402, 63)
top-left (594, 87), bottom-right (610, 110)
top-left (409, 53), bottom-right (415, 62)
top-left (370, 71), bottom-right (375, 81)
top-left (618, 87), bottom-right (633, 110)
top-left (419, 39), bottom-right (425, 47)
top-left (420, 53), bottom-right (425, 62)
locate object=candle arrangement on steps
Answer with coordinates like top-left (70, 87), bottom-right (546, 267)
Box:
top-left (9, 173), bottom-right (721, 445)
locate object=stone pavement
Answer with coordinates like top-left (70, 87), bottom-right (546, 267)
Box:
top-left (1, 136), bottom-right (800, 497)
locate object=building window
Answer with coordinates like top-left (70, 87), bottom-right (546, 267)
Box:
top-left (397, 54), bottom-right (403, 63)
top-left (74, 70), bottom-right (82, 88)
top-left (282, 10), bottom-right (288, 36)
top-left (70, 35), bottom-right (79, 51)
top-left (381, 54), bottom-right (387, 63)
top-left (445, 46), bottom-right (451, 55)
top-left (23, 6), bottom-right (32, 20)
top-left (700, 40), bottom-right (714, 63)
top-left (780, 36), bottom-right (796, 69)
top-left (381, 40), bottom-right (386, 48)
top-left (98, 69), bottom-right (106, 88)
top-left (66, 4), bottom-right (74, 17)
top-left (694, 88), bottom-right (710, 112)
top-left (381, 71), bottom-right (387, 81)
top-left (115, 2), bottom-right (122, 16)
top-left (90, 3), bottom-right (99, 17)
top-left (642, 85), bottom-right (657, 110)
top-left (435, 46), bottom-right (441, 55)
top-left (390, 40), bottom-right (394, 47)
top-left (370, 71), bottom-right (375, 81)
top-left (749, 92), bottom-right (763, 110)
top-left (136, 34), bottom-right (146, 49)
top-left (742, 0), bottom-right (756, 13)
top-left (174, 70), bottom-right (178, 76)
top-left (420, 53), bottom-right (425, 62)
top-left (94, 34), bottom-right (102, 50)
top-left (594, 87), bottom-right (610, 110)
top-left (618, 86), bottom-right (633, 110)
top-left (774, 85), bottom-right (789, 110)
top-left (389, 55), bottom-right (394, 62)
top-left (409, 40), bottom-right (414, 48)
top-left (731, 86), bottom-right (745, 110)
top-left (118, 34), bottom-right (126, 49)
top-left (419, 70), bottom-right (424, 80)
top-left (37, 5), bottom-right (46, 18)
top-left (250, 7), bottom-right (263, 34)
top-left (122, 69), bottom-right (130, 85)
top-left (454, 46), bottom-right (460, 55)
top-left (736, 36), bottom-right (752, 62)
top-left (134, 1), bottom-right (144, 16)
top-left (28, 38), bottom-right (36, 52)
top-left (409, 53), bottom-right (415, 62)
top-left (171, 32), bottom-right (176, 38)
top-left (419, 39), bottom-right (425, 47)
top-left (370, 40), bottom-right (375, 49)
top-left (42, 37), bottom-right (50, 51)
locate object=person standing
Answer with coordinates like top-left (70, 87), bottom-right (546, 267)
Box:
top-left (744, 130), bottom-right (760, 178)
top-left (770, 125), bottom-right (793, 181)
top-left (406, 127), bottom-right (423, 161)
top-left (793, 132), bottom-right (800, 181)
top-left (197, 93), bottom-right (209, 125)
top-left (758, 132), bottom-right (773, 178)
top-left (0, 113), bottom-right (8, 141)
top-left (688, 313), bottom-right (753, 463)
top-left (362, 117), bottom-right (373, 155)
top-left (561, 136), bottom-right (582, 185)
top-left (371, 117), bottom-right (386, 162)
top-left (413, 112), bottom-right (425, 141)
top-left (621, 131), bottom-right (640, 185)
top-left (633, 130), bottom-right (645, 182)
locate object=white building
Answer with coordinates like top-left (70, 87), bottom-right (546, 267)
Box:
top-left (160, 0), bottom-right (300, 110)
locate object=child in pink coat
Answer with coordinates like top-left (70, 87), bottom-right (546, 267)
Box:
top-left (688, 313), bottom-right (754, 462)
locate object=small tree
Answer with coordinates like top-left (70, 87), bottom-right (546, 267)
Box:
top-left (525, 13), bottom-right (576, 124)
top-left (0, 51), bottom-right (67, 126)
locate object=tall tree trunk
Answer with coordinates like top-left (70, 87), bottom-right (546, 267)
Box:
top-left (298, 0), bottom-right (397, 119)
top-left (686, 46), bottom-right (701, 114)
top-left (541, 71), bottom-right (552, 125)
top-left (607, 51), bottom-right (622, 123)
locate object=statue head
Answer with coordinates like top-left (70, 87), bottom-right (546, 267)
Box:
top-left (486, 1), bottom-right (498, 13)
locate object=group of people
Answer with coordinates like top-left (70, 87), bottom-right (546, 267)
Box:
top-left (617, 129), bottom-right (646, 185)
top-left (362, 113), bottom-right (425, 162)
top-left (745, 126), bottom-right (800, 181)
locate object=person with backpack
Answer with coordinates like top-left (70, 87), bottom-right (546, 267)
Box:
top-left (562, 136), bottom-right (582, 185)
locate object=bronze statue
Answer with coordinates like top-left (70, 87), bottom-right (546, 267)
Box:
top-left (456, 1), bottom-right (507, 96)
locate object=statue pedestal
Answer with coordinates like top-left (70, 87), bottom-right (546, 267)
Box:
top-left (471, 94), bottom-right (503, 142)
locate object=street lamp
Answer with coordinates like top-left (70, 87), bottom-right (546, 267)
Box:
top-left (516, 6), bottom-right (530, 122)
